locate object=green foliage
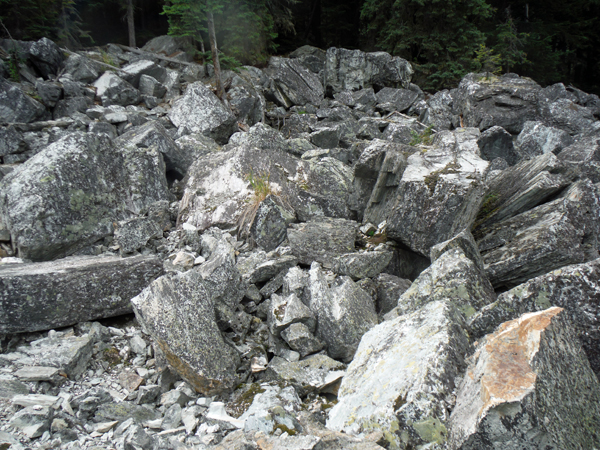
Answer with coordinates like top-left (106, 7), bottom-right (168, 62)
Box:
top-left (7, 47), bottom-right (23, 81)
top-left (409, 125), bottom-right (435, 146)
top-left (493, 16), bottom-right (529, 73)
top-left (246, 168), bottom-right (273, 204)
top-left (473, 44), bottom-right (502, 76)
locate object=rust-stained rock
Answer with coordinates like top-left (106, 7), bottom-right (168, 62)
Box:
top-left (449, 307), bottom-right (600, 449)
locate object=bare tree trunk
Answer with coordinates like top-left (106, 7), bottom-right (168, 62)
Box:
top-left (206, 7), bottom-right (223, 99)
top-left (199, 35), bottom-right (206, 65)
top-left (126, 0), bottom-right (136, 48)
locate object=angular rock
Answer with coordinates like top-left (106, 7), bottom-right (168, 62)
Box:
top-left (327, 300), bottom-right (470, 450)
top-left (449, 307), bottom-right (600, 449)
top-left (469, 257), bottom-right (600, 375)
top-left (238, 383), bottom-right (302, 434)
top-left (168, 81), bottom-right (237, 144)
top-left (0, 380), bottom-right (29, 400)
top-left (0, 255), bottom-right (162, 333)
top-left (515, 121), bottom-right (574, 158)
top-left (324, 48), bottom-right (413, 95)
top-left (247, 195), bottom-right (295, 252)
top-left (271, 59), bottom-right (324, 107)
top-left (265, 354), bottom-right (346, 397)
top-left (332, 250), bottom-right (393, 280)
top-left (372, 273), bottom-right (412, 317)
top-left (478, 179), bottom-right (599, 288)
top-left (280, 322), bottom-right (324, 358)
top-left (25, 37), bottom-right (64, 79)
top-left (453, 73), bottom-right (542, 134)
top-left (0, 78), bottom-right (48, 123)
top-left (9, 405), bottom-right (51, 439)
top-left (557, 132), bottom-right (600, 182)
top-left (131, 269), bottom-right (240, 395)
top-left (539, 97), bottom-right (596, 135)
top-left (93, 72), bottom-right (141, 107)
top-left (0, 125), bottom-right (26, 157)
top-left (267, 292), bottom-right (316, 337)
top-left (375, 87), bottom-right (418, 112)
top-left (62, 54), bottom-right (101, 83)
top-left (138, 74), bottom-right (166, 98)
top-left (35, 80), bottom-right (62, 108)
top-left (114, 217), bottom-right (163, 254)
top-left (0, 133), bottom-right (169, 261)
top-left (289, 45), bottom-right (326, 74)
top-left (307, 263), bottom-right (377, 362)
top-left (420, 89), bottom-right (456, 130)
top-left (121, 60), bottom-right (167, 87)
top-left (476, 126), bottom-right (518, 165)
top-left (95, 402), bottom-right (160, 424)
top-left (364, 129), bottom-right (488, 257)
top-left (236, 250), bottom-right (298, 285)
top-left (288, 217), bottom-right (357, 268)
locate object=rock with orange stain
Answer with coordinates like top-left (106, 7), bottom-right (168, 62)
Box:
top-left (449, 307), bottom-right (600, 449)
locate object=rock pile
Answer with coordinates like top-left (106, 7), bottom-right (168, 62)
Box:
top-left (1, 35), bottom-right (600, 449)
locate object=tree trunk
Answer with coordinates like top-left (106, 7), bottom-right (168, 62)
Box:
top-left (206, 7), bottom-right (223, 99)
top-left (126, 0), bottom-right (136, 48)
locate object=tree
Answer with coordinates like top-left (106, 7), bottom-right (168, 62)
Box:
top-left (126, 0), bottom-right (135, 47)
top-left (360, 0), bottom-right (494, 90)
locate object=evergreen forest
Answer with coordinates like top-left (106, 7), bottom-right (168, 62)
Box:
top-left (1, 0), bottom-right (598, 94)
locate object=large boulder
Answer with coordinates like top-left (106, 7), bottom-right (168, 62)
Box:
top-left (327, 300), bottom-right (471, 450)
top-left (449, 307), bottom-right (600, 449)
top-left (324, 48), bottom-right (413, 95)
top-left (0, 78), bottom-right (49, 123)
top-left (121, 60), bottom-right (167, 87)
top-left (364, 129), bottom-right (488, 257)
top-left (62, 54), bottom-right (101, 83)
top-left (306, 263), bottom-right (377, 362)
top-left (168, 81), bottom-right (237, 144)
top-left (25, 37), bottom-right (64, 79)
top-left (131, 269), bottom-right (241, 395)
top-left (269, 59), bottom-right (324, 107)
top-left (0, 255), bottom-right (163, 334)
top-left (0, 133), bottom-right (169, 261)
top-left (469, 257), bottom-right (600, 376)
top-left (515, 121), bottom-right (574, 158)
top-left (93, 72), bottom-right (141, 107)
top-left (453, 73), bottom-right (542, 134)
top-left (557, 131), bottom-right (600, 182)
top-left (477, 180), bottom-right (599, 289)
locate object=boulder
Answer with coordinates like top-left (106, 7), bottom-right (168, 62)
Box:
top-left (0, 254), bottom-right (162, 333)
top-left (332, 250), bottom-right (393, 280)
top-left (93, 72), bottom-right (141, 107)
top-left (539, 97), bottom-right (596, 135)
top-left (267, 292), bottom-right (316, 337)
top-left (270, 59), bottom-right (324, 107)
top-left (226, 73), bottom-right (265, 126)
top-left (373, 273), bottom-right (412, 316)
top-left (24, 37), bottom-right (64, 79)
top-left (476, 126), bottom-right (518, 165)
top-left (327, 300), bottom-right (470, 450)
top-left (469, 257), bottom-right (600, 376)
top-left (289, 45), bottom-right (327, 74)
top-left (375, 87), bottom-right (418, 112)
top-left (168, 82), bottom-right (237, 144)
top-left (35, 80), bottom-right (62, 108)
top-left (280, 323), bottom-right (324, 358)
top-left (307, 263), bottom-right (377, 362)
top-left (557, 131), bottom-right (600, 182)
top-left (138, 74), bottom-right (166, 99)
top-left (453, 73), bottom-right (542, 134)
top-left (0, 78), bottom-right (48, 123)
top-left (236, 250), bottom-right (298, 285)
top-left (515, 121), bottom-right (574, 158)
top-left (449, 307), bottom-right (600, 449)
top-left (114, 217), bottom-right (163, 254)
top-left (477, 180), bottom-right (599, 289)
top-left (142, 35), bottom-right (191, 57)
top-left (247, 195), bottom-right (295, 252)
top-left (364, 129), bottom-right (488, 257)
top-left (63, 54), bottom-right (101, 83)
top-left (131, 269), bottom-right (240, 395)
top-left (420, 89), bottom-right (456, 130)
top-left (288, 217), bottom-right (357, 268)
top-left (324, 48), bottom-right (413, 95)
top-left (0, 133), bottom-right (170, 261)
top-left (121, 60), bottom-right (167, 87)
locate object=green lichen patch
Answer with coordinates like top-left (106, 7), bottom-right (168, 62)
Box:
top-left (424, 161), bottom-right (461, 195)
top-left (228, 383), bottom-right (266, 418)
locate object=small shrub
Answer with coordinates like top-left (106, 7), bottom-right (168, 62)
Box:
top-left (409, 125), bottom-right (435, 146)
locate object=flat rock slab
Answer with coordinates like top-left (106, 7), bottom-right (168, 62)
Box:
top-left (327, 300), bottom-right (470, 450)
top-left (449, 307), bottom-right (600, 449)
top-left (0, 255), bottom-right (163, 333)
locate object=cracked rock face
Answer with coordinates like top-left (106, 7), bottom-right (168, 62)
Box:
top-left (449, 307), bottom-right (600, 449)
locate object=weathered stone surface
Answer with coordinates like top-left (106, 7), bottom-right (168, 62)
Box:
top-left (288, 217), bottom-right (358, 268)
top-left (0, 78), bottom-right (48, 123)
top-left (247, 195), bottom-right (295, 252)
top-left (473, 152), bottom-right (574, 232)
top-left (386, 248), bottom-right (495, 321)
top-left (365, 129), bottom-right (488, 257)
top-left (0, 255), bottom-right (163, 333)
top-left (469, 258), bottom-right (600, 376)
top-left (324, 48), bottom-right (413, 95)
top-left (332, 250), bottom-right (393, 280)
top-left (239, 383), bottom-right (303, 434)
top-left (0, 380), bottom-right (29, 400)
top-left (93, 72), bottom-right (141, 107)
top-left (289, 45), bottom-right (327, 74)
top-left (453, 73), bottom-right (542, 134)
top-left (226, 72), bottom-right (265, 127)
top-left (63, 54), bottom-right (101, 83)
top-left (557, 131), bottom-right (600, 182)
top-left (307, 263), bottom-right (377, 362)
top-left (114, 217), bottom-right (163, 254)
top-left (268, 292), bottom-right (316, 336)
top-left (271, 59), bottom-right (324, 107)
top-left (430, 228), bottom-right (486, 274)
top-left (327, 300), bottom-right (470, 450)
top-left (420, 89), bottom-right (456, 130)
top-left (142, 35), bottom-right (191, 56)
top-left (372, 273), bottom-right (412, 316)
top-left (515, 121), bottom-right (574, 159)
top-left (538, 97), bottom-right (596, 135)
top-left (375, 87), bottom-right (418, 112)
top-left (236, 250), bottom-right (297, 285)
top-left (265, 354), bottom-right (346, 397)
top-left (24, 37), bottom-right (64, 79)
top-left (280, 322), bottom-right (324, 358)
top-left (138, 74), bottom-right (166, 98)
top-left (476, 126), bottom-right (518, 165)
top-left (121, 60), bottom-right (167, 87)
top-left (35, 80), bottom-right (62, 108)
top-left (131, 269), bottom-right (240, 395)
top-left (0, 125), bottom-right (26, 157)
top-left (449, 307), bottom-right (600, 449)
top-left (168, 82), bottom-right (237, 144)
top-left (478, 179), bottom-right (599, 288)
top-left (0, 133), bottom-right (169, 261)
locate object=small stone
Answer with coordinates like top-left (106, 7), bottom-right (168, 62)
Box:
top-left (119, 371), bottom-right (144, 392)
top-left (129, 334), bottom-right (147, 355)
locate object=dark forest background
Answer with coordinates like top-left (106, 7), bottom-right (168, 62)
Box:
top-left (1, 0), bottom-right (599, 94)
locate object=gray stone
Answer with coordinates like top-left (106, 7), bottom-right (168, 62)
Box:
top-left (115, 217), bottom-right (163, 254)
top-left (430, 228), bottom-right (486, 274)
top-left (11, 394), bottom-right (60, 408)
top-left (95, 402), bottom-right (160, 424)
top-left (373, 273), bottom-right (412, 316)
top-left (248, 195), bottom-right (295, 252)
top-left (175, 133), bottom-right (221, 162)
top-left (93, 72), bottom-right (141, 107)
top-left (539, 97), bottom-right (596, 135)
top-left (515, 121), bottom-right (574, 158)
top-left (0, 125), bottom-right (26, 157)
top-left (63, 54), bottom-right (101, 83)
top-left (478, 179), bottom-right (599, 289)
top-left (227, 73), bottom-right (265, 126)
top-left (0, 78), bottom-right (48, 123)
top-left (280, 322), bottom-right (324, 358)
top-left (289, 45), bottom-right (327, 73)
top-left (271, 59), bottom-right (324, 107)
top-left (268, 292), bottom-right (316, 337)
top-left (14, 366), bottom-right (62, 383)
top-left (236, 250), bottom-right (297, 285)
top-left (35, 80), bottom-right (62, 108)
top-left (453, 73), bottom-right (542, 134)
top-left (239, 383), bottom-right (302, 434)
top-left (88, 121), bottom-right (118, 139)
top-left (0, 255), bottom-right (163, 333)
top-left (327, 300), bottom-right (470, 450)
top-left (53, 96), bottom-right (92, 120)
top-left (160, 389), bottom-right (190, 408)
top-left (469, 257), bottom-right (600, 376)
top-left (448, 308), bottom-right (600, 449)
top-left (25, 37), bottom-right (64, 78)
top-left (0, 379), bottom-right (29, 399)
top-left (9, 405), bottom-right (51, 438)
top-left (136, 385), bottom-right (160, 405)
top-left (420, 89), bottom-right (456, 130)
top-left (476, 126), bottom-right (518, 165)
top-left (142, 35), bottom-right (191, 57)
top-left (310, 128), bottom-right (340, 149)
top-left (557, 132), bottom-right (600, 182)
top-left (131, 269), bottom-right (240, 395)
top-left (168, 81), bottom-right (237, 144)
top-left (324, 48), bottom-right (413, 95)
top-left (332, 250), bottom-right (393, 280)
top-left (0, 133), bottom-right (170, 261)
top-left (161, 403), bottom-right (182, 430)
top-left (307, 263), bottom-right (377, 362)
top-left (375, 87), bottom-right (418, 112)
top-left (121, 60), bottom-right (167, 87)
top-left (288, 217), bottom-right (357, 268)
top-left (138, 74), bottom-right (166, 98)
top-left (265, 354), bottom-right (346, 397)
top-left (381, 116), bottom-right (425, 145)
